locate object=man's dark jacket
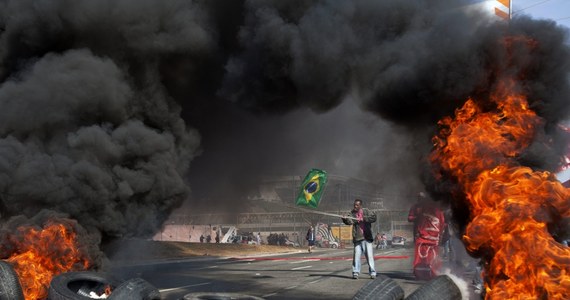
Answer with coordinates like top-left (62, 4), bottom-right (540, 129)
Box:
top-left (342, 208), bottom-right (377, 243)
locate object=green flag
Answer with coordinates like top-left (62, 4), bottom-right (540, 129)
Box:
top-left (296, 169), bottom-right (328, 208)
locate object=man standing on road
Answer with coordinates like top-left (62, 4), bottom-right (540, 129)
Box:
top-left (342, 199), bottom-right (377, 279)
top-left (407, 192), bottom-right (445, 280)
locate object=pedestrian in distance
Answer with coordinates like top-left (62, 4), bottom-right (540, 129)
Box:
top-left (306, 226), bottom-right (316, 253)
top-left (342, 199), bottom-right (377, 279)
top-left (375, 233), bottom-right (382, 250)
top-left (380, 233), bottom-right (388, 250)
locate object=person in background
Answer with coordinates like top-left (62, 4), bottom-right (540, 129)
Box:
top-left (199, 234), bottom-right (204, 243)
top-left (408, 192), bottom-right (427, 243)
top-left (375, 232), bottom-right (382, 250)
top-left (342, 199), bottom-right (377, 279)
top-left (407, 192), bottom-right (445, 280)
top-left (380, 233), bottom-right (388, 250)
top-left (306, 226), bottom-right (316, 253)
top-left (256, 232), bottom-right (262, 245)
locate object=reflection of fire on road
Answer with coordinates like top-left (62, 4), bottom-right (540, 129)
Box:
top-left (429, 71), bottom-right (570, 298)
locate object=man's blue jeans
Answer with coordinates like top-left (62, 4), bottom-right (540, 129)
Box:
top-left (353, 240), bottom-right (376, 276)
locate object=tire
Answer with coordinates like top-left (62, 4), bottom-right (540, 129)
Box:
top-left (48, 271), bottom-right (122, 300)
top-left (108, 278), bottom-right (161, 300)
top-left (404, 275), bottom-right (462, 300)
top-left (0, 260), bottom-right (24, 300)
top-left (183, 292), bottom-right (265, 299)
top-left (353, 274), bottom-right (405, 300)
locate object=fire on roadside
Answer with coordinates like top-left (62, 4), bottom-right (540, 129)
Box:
top-left (429, 79), bottom-right (570, 299)
top-left (4, 220), bottom-right (92, 299)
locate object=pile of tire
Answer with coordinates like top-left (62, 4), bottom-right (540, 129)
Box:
top-left (353, 274), bottom-right (462, 300)
top-left (0, 260), bottom-right (24, 300)
top-left (0, 260), bottom-right (160, 300)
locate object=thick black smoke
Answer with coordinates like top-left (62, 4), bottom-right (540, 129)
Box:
top-left (0, 0), bottom-right (569, 265)
top-left (0, 0), bottom-right (207, 247)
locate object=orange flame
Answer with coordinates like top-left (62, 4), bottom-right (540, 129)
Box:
top-left (6, 221), bottom-right (92, 300)
top-left (430, 82), bottom-right (570, 299)
top-left (105, 284), bottom-right (112, 296)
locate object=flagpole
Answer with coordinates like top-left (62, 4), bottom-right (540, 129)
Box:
top-left (271, 199), bottom-right (359, 220)
top-left (285, 204), bottom-right (359, 220)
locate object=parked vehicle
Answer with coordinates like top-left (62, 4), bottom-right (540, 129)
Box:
top-left (315, 223), bottom-right (339, 249)
top-left (318, 240), bottom-right (339, 249)
top-left (284, 239), bottom-right (300, 248)
top-left (391, 236), bottom-right (407, 247)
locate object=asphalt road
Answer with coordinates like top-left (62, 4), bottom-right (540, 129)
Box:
top-left (108, 246), bottom-right (479, 300)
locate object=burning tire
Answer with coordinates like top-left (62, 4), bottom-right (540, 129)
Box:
top-left (352, 274), bottom-right (405, 300)
top-left (108, 277), bottom-right (161, 300)
top-left (48, 271), bottom-right (122, 300)
top-left (404, 275), bottom-right (462, 300)
top-left (0, 260), bottom-right (24, 300)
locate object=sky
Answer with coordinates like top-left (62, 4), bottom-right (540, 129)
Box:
top-left (480, 0), bottom-right (570, 29)
top-left (514, 0), bottom-right (570, 29)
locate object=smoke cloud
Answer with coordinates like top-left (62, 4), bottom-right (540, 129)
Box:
top-left (0, 0), bottom-right (569, 266)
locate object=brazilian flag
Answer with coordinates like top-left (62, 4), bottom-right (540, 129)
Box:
top-left (295, 169), bottom-right (328, 208)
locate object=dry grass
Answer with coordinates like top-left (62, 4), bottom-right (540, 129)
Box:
top-left (104, 239), bottom-right (301, 263)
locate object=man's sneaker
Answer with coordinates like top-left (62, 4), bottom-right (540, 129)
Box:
top-left (352, 274), bottom-right (359, 279)
top-left (370, 274), bottom-right (376, 279)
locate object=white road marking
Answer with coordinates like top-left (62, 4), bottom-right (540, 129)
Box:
top-left (158, 282), bottom-right (211, 292)
top-left (196, 265), bottom-right (219, 270)
top-left (262, 293), bottom-right (278, 297)
top-left (289, 259), bottom-right (318, 264)
top-left (291, 265), bottom-right (312, 270)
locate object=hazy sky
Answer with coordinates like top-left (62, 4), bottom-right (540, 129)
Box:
top-left (514, 0), bottom-right (570, 29)
top-left (477, 0), bottom-right (570, 29)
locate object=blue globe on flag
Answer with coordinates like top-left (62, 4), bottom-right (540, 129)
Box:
top-left (305, 181), bottom-right (318, 194)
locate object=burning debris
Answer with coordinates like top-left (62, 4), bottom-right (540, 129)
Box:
top-left (429, 58), bottom-right (570, 298)
top-left (0, 211), bottom-right (102, 299)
